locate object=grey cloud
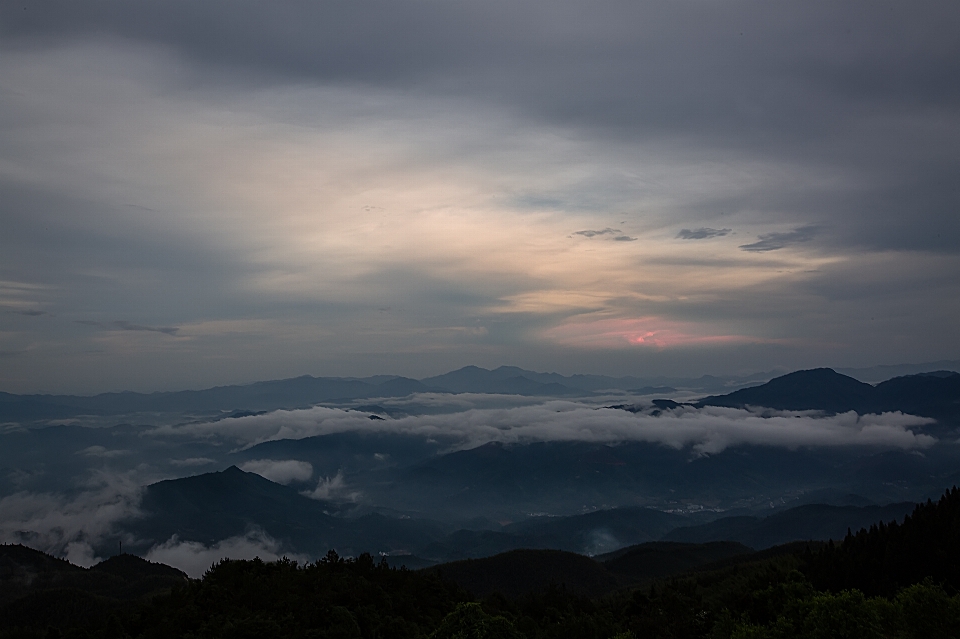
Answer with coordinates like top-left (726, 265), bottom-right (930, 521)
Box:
top-left (2, 0), bottom-right (948, 258)
top-left (0, 0), bottom-right (958, 392)
top-left (303, 471), bottom-right (361, 503)
top-left (169, 457), bottom-right (216, 467)
top-left (0, 471), bottom-right (142, 567)
top-left (75, 320), bottom-right (179, 335)
top-left (145, 530), bottom-right (309, 578)
top-left (677, 228), bottom-right (731, 240)
top-left (739, 226), bottom-right (818, 252)
top-left (574, 228), bottom-right (621, 238)
top-left (11, 309), bottom-right (47, 316)
top-left (113, 321), bottom-right (179, 335)
top-left (613, 235), bottom-right (637, 242)
top-left (77, 445), bottom-right (129, 458)
top-left (164, 400), bottom-right (936, 455)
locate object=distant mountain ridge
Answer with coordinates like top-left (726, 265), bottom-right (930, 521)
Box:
top-left (124, 466), bottom-right (454, 559)
top-left (115, 466), bottom-right (948, 565)
top-left (3, 363), bottom-right (957, 424)
top-left (696, 368), bottom-right (960, 422)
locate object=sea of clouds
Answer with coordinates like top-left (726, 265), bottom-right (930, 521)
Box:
top-left (157, 397), bottom-right (937, 455)
top-left (0, 394), bottom-right (938, 574)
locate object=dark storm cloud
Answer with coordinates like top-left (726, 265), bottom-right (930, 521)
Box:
top-left (739, 226), bottom-right (818, 252)
top-left (677, 228), bottom-right (732, 240)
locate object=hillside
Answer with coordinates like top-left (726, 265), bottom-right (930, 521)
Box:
top-left (697, 368), bottom-right (960, 422)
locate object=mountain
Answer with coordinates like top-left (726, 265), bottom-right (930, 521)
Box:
top-left (0, 375), bottom-right (441, 424)
top-left (696, 368), bottom-right (878, 413)
top-left (502, 507), bottom-right (689, 555)
top-left (662, 502), bottom-right (918, 549)
top-left (0, 544), bottom-right (186, 609)
top-left (233, 430), bottom-right (448, 478)
top-left (697, 368), bottom-right (960, 423)
top-left (421, 366), bottom-right (582, 396)
top-left (366, 437), bottom-right (960, 520)
top-left (124, 466), bottom-right (453, 558)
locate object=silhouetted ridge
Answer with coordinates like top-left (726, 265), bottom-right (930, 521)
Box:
top-left (90, 554), bottom-right (187, 581)
top-left (697, 368), bottom-right (960, 420)
top-left (429, 549), bottom-right (619, 597)
top-left (697, 368), bottom-right (876, 412)
top-left (805, 486), bottom-right (960, 596)
top-left (599, 541), bottom-right (752, 584)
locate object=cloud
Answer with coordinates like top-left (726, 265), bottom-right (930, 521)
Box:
top-left (573, 228), bottom-right (620, 238)
top-left (613, 235), bottom-right (637, 242)
top-left (1, 3), bottom-right (959, 393)
top-left (145, 529), bottom-right (309, 578)
top-left (239, 459), bottom-right (313, 484)
top-left (542, 316), bottom-right (774, 349)
top-left (739, 226), bottom-right (817, 252)
top-left (302, 471), bottom-right (361, 502)
top-left (0, 471), bottom-right (142, 567)
top-left (165, 398), bottom-right (936, 456)
top-left (677, 228), bottom-right (731, 240)
top-left (169, 457), bottom-right (216, 467)
top-left (76, 320), bottom-right (179, 336)
top-left (77, 445), bottom-right (129, 458)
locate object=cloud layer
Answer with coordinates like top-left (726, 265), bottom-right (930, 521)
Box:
top-left (162, 399), bottom-right (936, 455)
top-left (0, 471), bottom-right (142, 567)
top-left (145, 530), bottom-right (309, 578)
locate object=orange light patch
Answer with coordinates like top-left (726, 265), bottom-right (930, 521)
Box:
top-left (543, 317), bottom-right (769, 349)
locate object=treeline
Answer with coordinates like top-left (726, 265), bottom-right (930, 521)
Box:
top-left (3, 488), bottom-right (960, 639)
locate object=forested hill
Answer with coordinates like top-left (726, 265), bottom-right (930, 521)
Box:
top-left (3, 488), bottom-right (960, 638)
top-left (805, 486), bottom-right (960, 596)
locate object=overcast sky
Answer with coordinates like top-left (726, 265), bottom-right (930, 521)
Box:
top-left (1, 1), bottom-right (958, 393)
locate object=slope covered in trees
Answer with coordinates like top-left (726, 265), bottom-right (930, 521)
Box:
top-left (4, 488), bottom-right (960, 638)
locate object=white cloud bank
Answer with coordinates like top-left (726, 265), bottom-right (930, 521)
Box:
top-left (302, 470), bottom-right (361, 502)
top-left (158, 397), bottom-right (937, 455)
top-left (239, 459), bottom-right (313, 484)
top-left (145, 529), bottom-right (309, 578)
top-left (0, 471), bottom-right (142, 567)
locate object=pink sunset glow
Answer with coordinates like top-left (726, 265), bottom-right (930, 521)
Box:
top-left (543, 317), bottom-right (769, 349)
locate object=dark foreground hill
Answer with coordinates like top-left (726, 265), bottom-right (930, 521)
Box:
top-left (429, 549), bottom-right (620, 598)
top-left (0, 545), bottom-right (186, 631)
top-left (5, 487), bottom-right (960, 638)
top-left (0, 545), bottom-right (185, 607)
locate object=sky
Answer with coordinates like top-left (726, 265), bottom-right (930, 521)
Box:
top-left (1, 0), bottom-right (959, 394)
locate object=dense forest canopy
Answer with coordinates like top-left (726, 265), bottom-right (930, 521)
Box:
top-left (3, 488), bottom-right (960, 638)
